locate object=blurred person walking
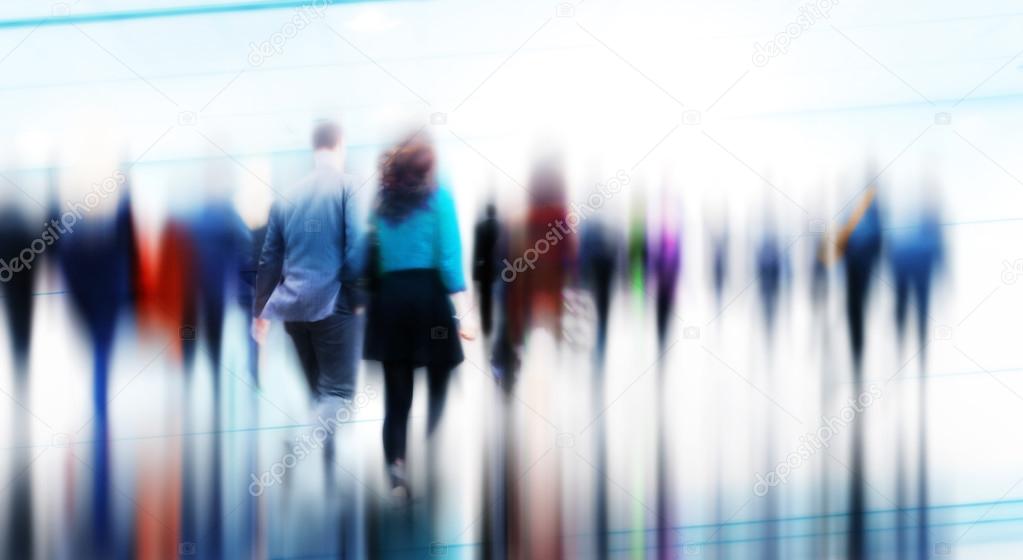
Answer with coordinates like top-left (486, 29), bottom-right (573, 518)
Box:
top-left (184, 168), bottom-right (252, 559)
top-left (648, 187), bottom-right (682, 558)
top-left (577, 215), bottom-right (623, 560)
top-left (472, 202), bottom-right (500, 339)
top-left (252, 120), bottom-right (365, 555)
top-left (822, 185), bottom-right (883, 560)
top-left (755, 225), bottom-right (789, 560)
top-left (253, 120), bottom-right (364, 409)
top-left (0, 197), bottom-right (41, 560)
top-left (888, 194), bottom-right (944, 560)
top-left (56, 168), bottom-right (138, 557)
top-left (362, 131), bottom-right (473, 500)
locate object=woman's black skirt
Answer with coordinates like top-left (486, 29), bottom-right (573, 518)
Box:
top-left (363, 268), bottom-right (464, 367)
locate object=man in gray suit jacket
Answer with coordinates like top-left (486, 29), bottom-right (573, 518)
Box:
top-left (252, 121), bottom-right (364, 405)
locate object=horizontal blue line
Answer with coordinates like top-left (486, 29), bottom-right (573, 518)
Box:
top-left (0, 0), bottom-right (397, 30)
top-left (1, 415), bottom-right (405, 451)
top-left (274, 512), bottom-right (1023, 558)
top-left (609, 513), bottom-right (1023, 551)
top-left (606, 498), bottom-right (1023, 535)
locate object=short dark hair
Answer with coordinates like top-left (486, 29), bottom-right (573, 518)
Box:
top-left (312, 121), bottom-right (342, 150)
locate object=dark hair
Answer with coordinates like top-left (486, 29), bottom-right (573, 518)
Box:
top-left (376, 132), bottom-right (437, 222)
top-left (312, 121), bottom-right (342, 150)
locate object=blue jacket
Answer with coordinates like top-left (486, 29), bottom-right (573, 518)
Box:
top-left (255, 159), bottom-right (362, 321)
top-left (374, 186), bottom-right (465, 293)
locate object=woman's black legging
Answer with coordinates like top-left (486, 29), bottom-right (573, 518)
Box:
top-left (382, 361), bottom-right (453, 464)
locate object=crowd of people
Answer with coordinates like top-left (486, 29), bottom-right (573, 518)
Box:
top-left (0, 118), bottom-right (949, 559)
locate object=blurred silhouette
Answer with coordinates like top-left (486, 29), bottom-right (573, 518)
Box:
top-left (707, 225), bottom-right (730, 557)
top-left (889, 195), bottom-right (944, 560)
top-left (485, 218), bottom-right (524, 559)
top-left (578, 214), bottom-right (623, 560)
top-left (135, 216), bottom-right (195, 559)
top-left (627, 189), bottom-right (648, 304)
top-left (648, 186), bottom-right (682, 558)
top-left (237, 203), bottom-right (268, 557)
top-left (755, 226), bottom-right (788, 560)
top-left (473, 202), bottom-right (500, 339)
top-left (828, 185), bottom-right (883, 560)
top-left (649, 190), bottom-right (682, 348)
top-left (184, 176), bottom-right (252, 558)
top-left (57, 182), bottom-right (138, 557)
top-left (578, 216), bottom-right (622, 372)
top-left (253, 121), bottom-right (365, 556)
top-left (254, 121), bottom-right (364, 407)
top-left (520, 158), bottom-right (572, 343)
top-left (0, 202), bottom-right (39, 560)
top-left (756, 230), bottom-right (787, 335)
top-left (362, 131), bottom-right (468, 500)
top-left (711, 231), bottom-right (728, 310)
top-left (810, 221), bottom-right (834, 560)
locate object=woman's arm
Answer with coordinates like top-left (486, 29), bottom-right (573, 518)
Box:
top-left (436, 189), bottom-right (476, 339)
top-left (437, 188), bottom-right (467, 293)
top-left (451, 290), bottom-right (476, 340)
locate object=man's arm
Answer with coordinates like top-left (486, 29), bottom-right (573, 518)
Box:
top-left (253, 202), bottom-right (285, 318)
top-left (340, 184), bottom-right (364, 283)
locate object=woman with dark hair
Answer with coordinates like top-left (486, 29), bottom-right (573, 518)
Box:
top-left (363, 132), bottom-right (473, 498)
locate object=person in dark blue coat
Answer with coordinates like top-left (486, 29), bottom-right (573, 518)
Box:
top-left (57, 185), bottom-right (137, 557)
top-left (577, 215), bottom-right (622, 560)
top-left (183, 186), bottom-right (252, 559)
top-left (0, 203), bottom-right (39, 560)
top-left (830, 187), bottom-right (883, 560)
top-left (889, 199), bottom-right (944, 560)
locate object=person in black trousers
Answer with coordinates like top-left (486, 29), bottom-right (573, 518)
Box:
top-left (472, 202), bottom-right (499, 338)
top-left (363, 132), bottom-right (474, 499)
